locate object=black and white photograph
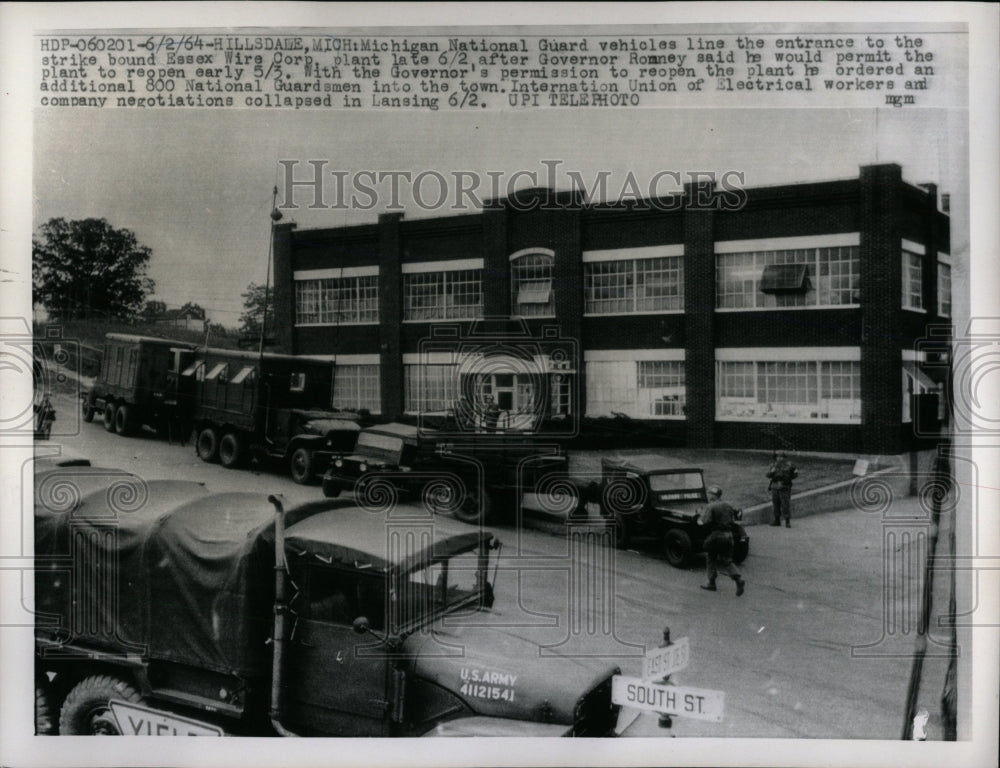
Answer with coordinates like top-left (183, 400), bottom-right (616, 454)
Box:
top-left (2, 3), bottom-right (998, 767)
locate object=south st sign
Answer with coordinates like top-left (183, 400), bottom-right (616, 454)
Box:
top-left (611, 676), bottom-right (725, 723)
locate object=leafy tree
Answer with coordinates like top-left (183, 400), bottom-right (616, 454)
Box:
top-left (178, 302), bottom-right (207, 320)
top-left (142, 299), bottom-right (167, 319)
top-left (239, 282), bottom-right (274, 339)
top-left (32, 218), bottom-right (155, 320)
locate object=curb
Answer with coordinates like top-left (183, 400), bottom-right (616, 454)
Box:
top-left (519, 467), bottom-right (907, 536)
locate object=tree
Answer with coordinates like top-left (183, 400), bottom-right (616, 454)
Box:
top-left (141, 299), bottom-right (167, 320)
top-left (239, 282), bottom-right (274, 340)
top-left (178, 302), bottom-right (207, 320)
top-left (32, 218), bottom-right (155, 321)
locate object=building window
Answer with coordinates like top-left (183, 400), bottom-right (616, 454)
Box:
top-left (332, 364), bottom-right (381, 412)
top-left (511, 252), bottom-right (554, 317)
top-left (585, 356), bottom-right (685, 420)
top-left (584, 256), bottom-right (683, 314)
top-left (637, 360), bottom-right (686, 416)
top-left (902, 251), bottom-right (924, 311)
top-left (938, 262), bottom-right (951, 317)
top-left (717, 359), bottom-right (860, 422)
top-left (295, 274), bottom-right (379, 325)
top-left (550, 373), bottom-right (572, 416)
top-left (716, 246), bottom-right (859, 309)
top-left (404, 364), bottom-right (458, 413)
top-left (403, 269), bottom-right (483, 321)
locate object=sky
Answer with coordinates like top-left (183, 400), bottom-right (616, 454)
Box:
top-left (32, 105), bottom-right (966, 327)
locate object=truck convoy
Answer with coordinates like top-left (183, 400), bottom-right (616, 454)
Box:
top-left (34, 465), bottom-right (621, 737)
top-left (83, 334), bottom-right (360, 483)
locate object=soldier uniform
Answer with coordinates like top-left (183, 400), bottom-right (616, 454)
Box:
top-left (698, 486), bottom-right (746, 596)
top-left (767, 452), bottom-right (798, 528)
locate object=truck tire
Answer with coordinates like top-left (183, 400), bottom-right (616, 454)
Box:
top-left (289, 447), bottom-right (315, 484)
top-left (663, 529), bottom-right (693, 568)
top-left (103, 402), bottom-right (117, 433)
top-left (81, 397), bottom-right (96, 423)
top-left (59, 674), bottom-right (143, 735)
top-left (219, 432), bottom-right (245, 468)
top-left (36, 677), bottom-right (58, 735)
top-left (196, 427), bottom-right (219, 463)
top-left (113, 403), bottom-right (133, 436)
top-left (321, 478), bottom-right (342, 498)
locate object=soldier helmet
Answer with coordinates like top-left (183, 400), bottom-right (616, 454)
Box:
top-left (707, 485), bottom-right (723, 498)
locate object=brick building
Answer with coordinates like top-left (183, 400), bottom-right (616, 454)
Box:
top-left (270, 163), bottom-right (952, 455)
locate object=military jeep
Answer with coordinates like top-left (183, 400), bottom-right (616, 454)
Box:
top-left (321, 423), bottom-right (573, 525)
top-left (594, 456), bottom-right (750, 568)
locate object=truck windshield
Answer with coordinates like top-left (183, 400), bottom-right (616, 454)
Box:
top-left (649, 471), bottom-right (704, 495)
top-left (398, 549), bottom-right (483, 624)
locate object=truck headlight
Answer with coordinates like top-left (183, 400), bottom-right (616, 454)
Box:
top-left (335, 459), bottom-right (343, 468)
top-left (359, 463), bottom-right (368, 473)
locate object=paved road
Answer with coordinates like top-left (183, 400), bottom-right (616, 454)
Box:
top-left (35, 391), bottom-right (959, 740)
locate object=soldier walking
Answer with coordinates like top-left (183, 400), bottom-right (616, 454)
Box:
top-left (698, 486), bottom-right (746, 596)
top-left (767, 451), bottom-right (798, 527)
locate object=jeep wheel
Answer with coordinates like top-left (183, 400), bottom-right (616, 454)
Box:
top-left (289, 447), bottom-right (315, 484)
top-left (196, 427), bottom-right (219, 462)
top-left (81, 398), bottom-right (96, 423)
top-left (733, 537), bottom-right (750, 565)
top-left (219, 432), bottom-right (245, 468)
top-left (454, 487), bottom-right (494, 525)
top-left (321, 478), bottom-right (342, 498)
top-left (59, 674), bottom-right (143, 735)
top-left (103, 402), bottom-right (117, 432)
top-left (613, 513), bottom-right (631, 549)
top-left (663, 529), bottom-right (693, 568)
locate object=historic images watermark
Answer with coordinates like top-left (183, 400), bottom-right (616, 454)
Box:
top-left (276, 159), bottom-right (749, 213)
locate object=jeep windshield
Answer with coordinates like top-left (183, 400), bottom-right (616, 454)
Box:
top-left (397, 547), bottom-right (486, 625)
top-left (648, 470), bottom-right (705, 499)
top-left (354, 431), bottom-right (405, 463)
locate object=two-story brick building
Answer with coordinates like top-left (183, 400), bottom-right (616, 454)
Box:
top-left (270, 163), bottom-right (952, 455)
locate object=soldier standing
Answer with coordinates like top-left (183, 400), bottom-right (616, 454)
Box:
top-left (698, 486), bottom-right (746, 596)
top-left (767, 451), bottom-right (798, 527)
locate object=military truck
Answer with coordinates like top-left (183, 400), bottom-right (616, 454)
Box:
top-left (592, 456), bottom-right (750, 568)
top-left (82, 334), bottom-right (199, 439)
top-left (34, 466), bottom-right (620, 737)
top-left (187, 347), bottom-right (360, 483)
top-left (321, 423), bottom-right (574, 525)
top-left (83, 335), bottom-right (361, 483)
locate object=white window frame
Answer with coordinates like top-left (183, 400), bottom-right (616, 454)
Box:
top-left (715, 348), bottom-right (861, 424)
top-left (331, 363), bottom-right (381, 413)
top-left (403, 362), bottom-right (459, 414)
top-left (402, 263), bottom-right (484, 322)
top-left (937, 256), bottom-right (951, 317)
top-left (715, 234), bottom-right (860, 311)
top-left (294, 266), bottom-right (380, 326)
top-left (584, 349), bottom-right (686, 420)
top-left (510, 249), bottom-right (556, 318)
top-left (902, 242), bottom-right (925, 312)
top-left (583, 246), bottom-right (685, 316)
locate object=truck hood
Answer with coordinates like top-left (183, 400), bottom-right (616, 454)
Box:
top-left (404, 618), bottom-right (619, 726)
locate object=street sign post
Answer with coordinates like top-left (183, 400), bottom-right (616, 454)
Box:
top-left (643, 635), bottom-right (690, 681)
top-left (611, 675), bottom-right (726, 723)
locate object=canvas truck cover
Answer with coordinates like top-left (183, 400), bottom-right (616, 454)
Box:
top-left (33, 470), bottom-right (312, 678)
